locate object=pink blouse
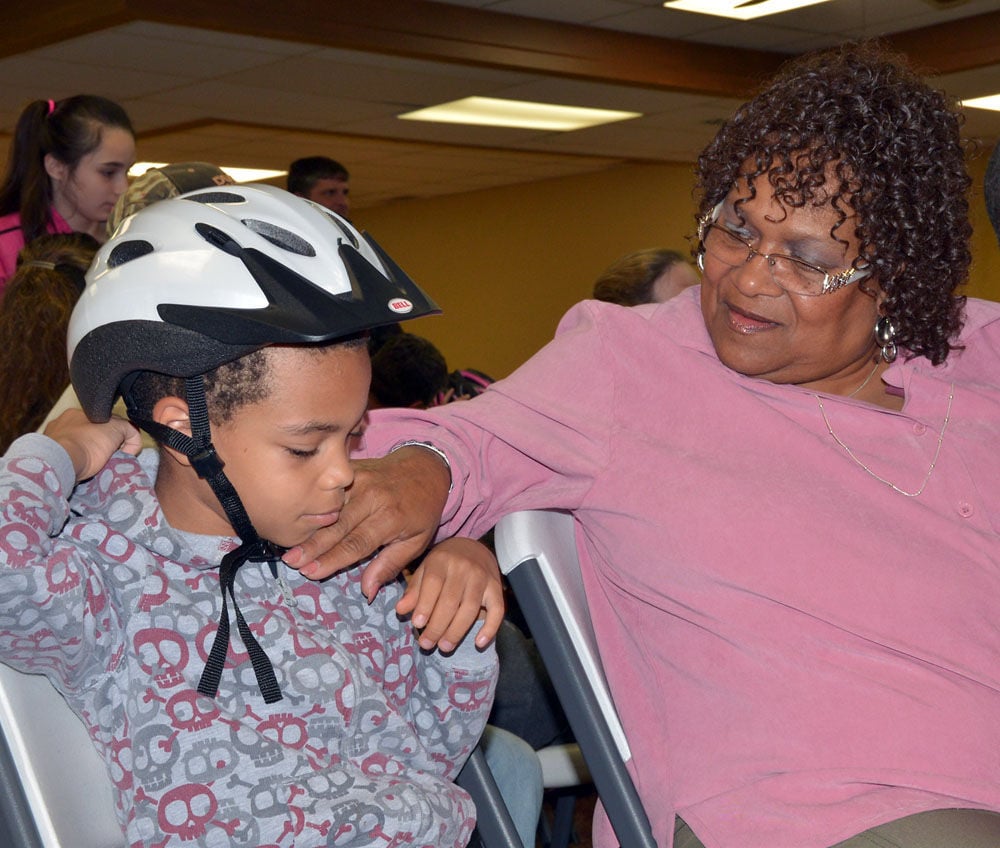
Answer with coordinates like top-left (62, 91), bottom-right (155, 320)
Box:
top-left (361, 288), bottom-right (1000, 847)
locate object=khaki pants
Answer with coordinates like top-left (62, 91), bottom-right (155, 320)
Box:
top-left (673, 809), bottom-right (1000, 848)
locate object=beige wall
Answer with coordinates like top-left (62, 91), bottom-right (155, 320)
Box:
top-left (358, 162), bottom-right (700, 379)
top-left (359, 149), bottom-right (1000, 380)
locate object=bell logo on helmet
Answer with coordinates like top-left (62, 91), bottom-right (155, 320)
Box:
top-left (388, 298), bottom-right (414, 314)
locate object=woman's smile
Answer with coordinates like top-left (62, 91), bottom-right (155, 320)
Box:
top-left (724, 300), bottom-right (781, 334)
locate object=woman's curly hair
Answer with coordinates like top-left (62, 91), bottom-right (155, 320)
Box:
top-left (695, 41), bottom-right (969, 365)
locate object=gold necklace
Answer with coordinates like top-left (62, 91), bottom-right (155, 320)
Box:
top-left (847, 360), bottom-right (880, 398)
top-left (815, 385), bottom-right (954, 498)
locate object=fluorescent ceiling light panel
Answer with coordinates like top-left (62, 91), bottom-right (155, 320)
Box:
top-left (128, 162), bottom-right (287, 183)
top-left (216, 166), bottom-right (287, 183)
top-left (663, 0), bottom-right (834, 20)
top-left (399, 97), bottom-right (641, 131)
top-left (961, 94), bottom-right (1000, 112)
top-left (128, 162), bottom-right (168, 176)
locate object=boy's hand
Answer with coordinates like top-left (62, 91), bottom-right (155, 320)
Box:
top-left (43, 409), bottom-right (142, 481)
top-left (396, 537), bottom-right (504, 653)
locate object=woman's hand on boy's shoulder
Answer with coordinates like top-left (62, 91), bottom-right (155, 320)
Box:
top-left (396, 537), bottom-right (504, 654)
top-left (283, 446), bottom-right (450, 596)
top-left (43, 409), bottom-right (142, 482)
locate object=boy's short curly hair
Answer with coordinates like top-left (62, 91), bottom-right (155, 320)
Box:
top-left (695, 41), bottom-right (969, 365)
top-left (127, 338), bottom-right (366, 433)
top-left (127, 349), bottom-right (271, 430)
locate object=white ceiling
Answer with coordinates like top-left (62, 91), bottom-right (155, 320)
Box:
top-left (2, 0), bottom-right (1000, 211)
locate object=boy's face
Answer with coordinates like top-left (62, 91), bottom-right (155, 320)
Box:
top-left (191, 343), bottom-right (370, 548)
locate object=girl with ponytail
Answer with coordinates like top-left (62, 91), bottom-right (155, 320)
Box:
top-left (0, 95), bottom-right (134, 289)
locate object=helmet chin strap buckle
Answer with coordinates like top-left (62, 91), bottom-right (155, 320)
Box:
top-left (247, 538), bottom-right (287, 562)
top-left (190, 445), bottom-right (225, 480)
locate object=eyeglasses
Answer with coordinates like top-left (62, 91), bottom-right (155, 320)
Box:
top-left (696, 204), bottom-right (870, 297)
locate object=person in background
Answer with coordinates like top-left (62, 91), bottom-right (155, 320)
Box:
top-left (282, 43), bottom-right (1000, 848)
top-left (0, 232), bottom-right (99, 453)
top-left (592, 247), bottom-right (699, 306)
top-left (442, 367), bottom-right (495, 403)
top-left (368, 321), bottom-right (405, 357)
top-left (0, 95), bottom-right (134, 289)
top-left (107, 161), bottom-right (233, 235)
top-left (369, 332), bottom-right (450, 410)
top-left (984, 141), bottom-right (1000, 245)
top-left (287, 155), bottom-right (351, 218)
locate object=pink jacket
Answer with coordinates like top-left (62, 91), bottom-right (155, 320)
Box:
top-left (0, 208), bottom-right (74, 292)
top-left (361, 288), bottom-right (1000, 848)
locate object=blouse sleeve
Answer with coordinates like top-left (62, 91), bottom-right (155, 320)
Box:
top-left (361, 300), bottom-right (619, 539)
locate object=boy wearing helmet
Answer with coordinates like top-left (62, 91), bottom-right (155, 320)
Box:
top-left (0, 185), bottom-right (500, 847)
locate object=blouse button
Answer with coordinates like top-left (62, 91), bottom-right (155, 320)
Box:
top-left (957, 502), bottom-right (974, 518)
top-left (912, 422), bottom-right (927, 436)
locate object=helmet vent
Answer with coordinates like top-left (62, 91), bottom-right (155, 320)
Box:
top-left (323, 212), bottom-right (359, 248)
top-left (186, 191), bottom-right (245, 205)
top-left (107, 239), bottom-right (154, 267)
top-left (241, 218), bottom-right (316, 257)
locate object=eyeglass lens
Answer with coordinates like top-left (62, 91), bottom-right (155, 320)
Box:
top-left (704, 225), bottom-right (829, 295)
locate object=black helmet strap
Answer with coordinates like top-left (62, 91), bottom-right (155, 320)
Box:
top-left (130, 375), bottom-right (284, 704)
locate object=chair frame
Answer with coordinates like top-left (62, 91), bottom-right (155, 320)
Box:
top-left (495, 509), bottom-right (656, 848)
top-left (0, 718), bottom-right (45, 848)
top-left (0, 662), bottom-right (123, 848)
top-left (456, 745), bottom-right (525, 848)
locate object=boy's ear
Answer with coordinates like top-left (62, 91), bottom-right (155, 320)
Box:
top-left (152, 396), bottom-right (193, 467)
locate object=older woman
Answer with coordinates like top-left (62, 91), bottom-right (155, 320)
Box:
top-left (283, 44), bottom-right (1000, 847)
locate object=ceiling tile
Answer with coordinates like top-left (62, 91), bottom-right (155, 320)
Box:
top-left (0, 55), bottom-right (189, 107)
top-left (222, 54), bottom-right (488, 107)
top-left (123, 21), bottom-right (315, 55)
top-left (0, 0), bottom-right (997, 212)
top-left (30, 28), bottom-right (286, 77)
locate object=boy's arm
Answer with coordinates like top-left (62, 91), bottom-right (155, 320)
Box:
top-left (406, 618), bottom-right (498, 781)
top-left (42, 409), bottom-right (142, 481)
top-left (0, 413), bottom-right (140, 684)
top-left (366, 542), bottom-right (499, 781)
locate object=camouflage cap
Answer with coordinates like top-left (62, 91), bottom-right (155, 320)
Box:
top-left (107, 162), bottom-right (234, 236)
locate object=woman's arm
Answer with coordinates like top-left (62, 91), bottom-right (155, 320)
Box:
top-left (284, 300), bottom-right (618, 595)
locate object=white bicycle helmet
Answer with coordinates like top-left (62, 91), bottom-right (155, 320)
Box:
top-left (66, 184), bottom-right (440, 704)
top-left (69, 182), bottom-right (438, 421)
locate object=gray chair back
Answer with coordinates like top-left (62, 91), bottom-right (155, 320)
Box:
top-left (495, 509), bottom-right (656, 848)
